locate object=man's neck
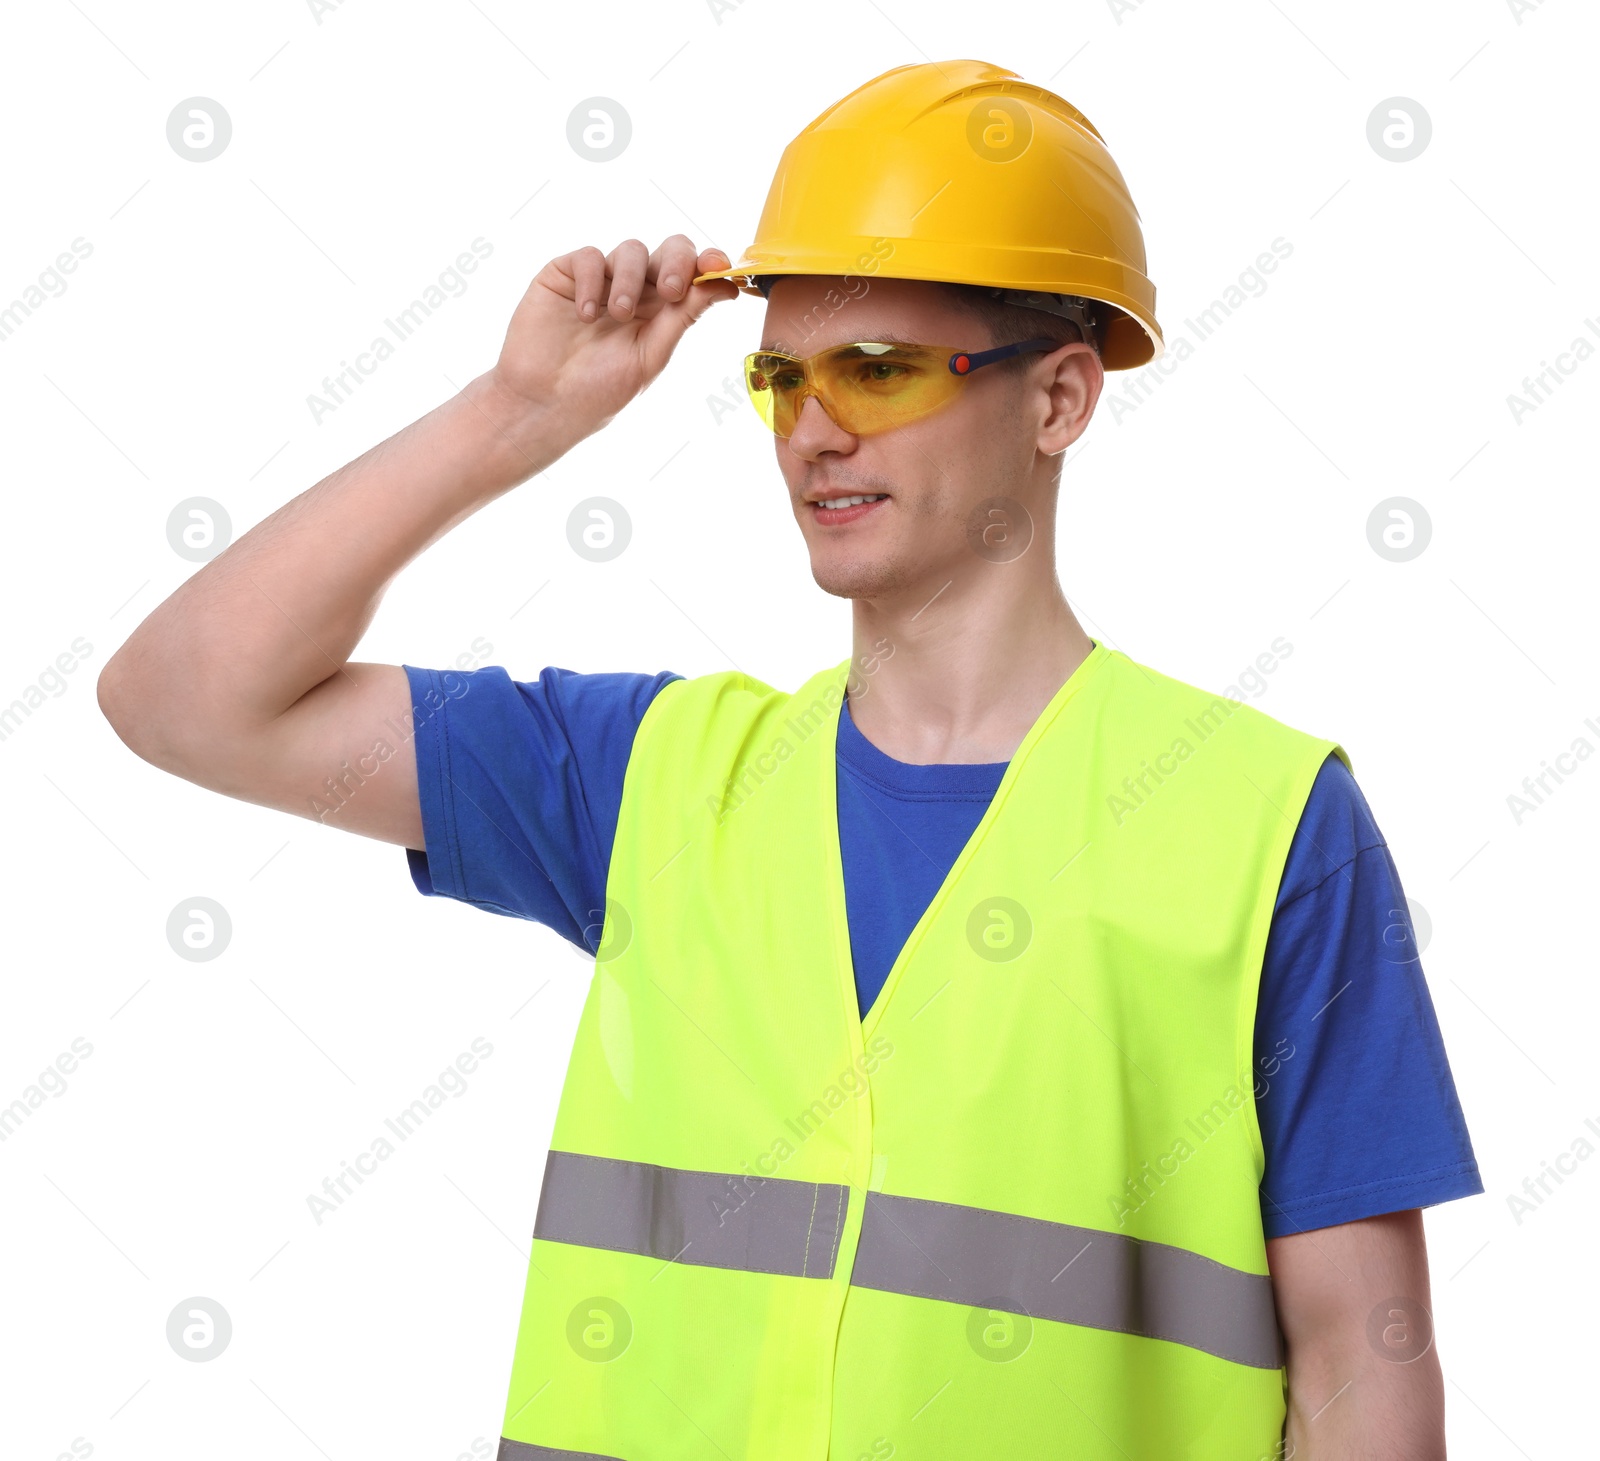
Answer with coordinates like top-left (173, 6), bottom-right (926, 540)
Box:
top-left (844, 574), bottom-right (1095, 766)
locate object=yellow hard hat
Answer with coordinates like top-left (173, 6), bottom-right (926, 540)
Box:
top-left (693, 60), bottom-right (1162, 370)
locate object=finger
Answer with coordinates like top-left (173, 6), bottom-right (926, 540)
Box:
top-left (567, 245), bottom-right (607, 321)
top-left (687, 246), bottom-right (740, 305)
top-left (692, 247), bottom-right (740, 303)
top-left (649, 234), bottom-right (699, 301)
top-left (636, 256), bottom-right (740, 379)
top-left (605, 237), bottom-right (650, 319)
top-left (693, 245), bottom-right (732, 285)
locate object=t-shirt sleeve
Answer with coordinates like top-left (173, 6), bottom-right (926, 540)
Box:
top-left (401, 663), bottom-right (681, 951)
top-left (1253, 751), bottom-right (1484, 1238)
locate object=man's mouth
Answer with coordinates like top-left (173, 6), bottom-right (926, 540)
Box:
top-left (808, 491), bottom-right (889, 524)
top-left (816, 493), bottom-right (887, 510)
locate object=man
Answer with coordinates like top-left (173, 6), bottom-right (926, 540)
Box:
top-left (100, 60), bottom-right (1479, 1461)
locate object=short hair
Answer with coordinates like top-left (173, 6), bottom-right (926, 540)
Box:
top-left (935, 282), bottom-right (1097, 371)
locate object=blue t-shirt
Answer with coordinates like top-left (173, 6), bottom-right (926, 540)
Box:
top-left (403, 660), bottom-right (1483, 1240)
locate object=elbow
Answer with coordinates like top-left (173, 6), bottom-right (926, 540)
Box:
top-left (97, 651), bottom-right (146, 758)
top-left (98, 648), bottom-right (178, 769)
top-left (98, 646), bottom-right (258, 795)
top-left (98, 649), bottom-right (130, 733)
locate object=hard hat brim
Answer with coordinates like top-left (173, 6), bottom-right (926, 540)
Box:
top-left (693, 255), bottom-right (1163, 371)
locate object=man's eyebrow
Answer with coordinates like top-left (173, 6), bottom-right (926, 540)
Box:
top-left (755, 334), bottom-right (924, 354)
top-left (836, 335), bottom-right (922, 349)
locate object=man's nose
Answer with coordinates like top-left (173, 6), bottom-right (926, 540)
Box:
top-left (786, 393), bottom-right (854, 456)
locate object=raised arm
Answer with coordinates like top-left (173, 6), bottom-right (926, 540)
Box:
top-left (97, 237), bottom-right (736, 847)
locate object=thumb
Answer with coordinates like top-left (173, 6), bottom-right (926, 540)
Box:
top-left (638, 265), bottom-right (741, 378)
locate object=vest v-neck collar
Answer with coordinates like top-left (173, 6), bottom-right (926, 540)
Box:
top-left (834, 641), bottom-right (1102, 798)
top-left (819, 640), bottom-right (1113, 1044)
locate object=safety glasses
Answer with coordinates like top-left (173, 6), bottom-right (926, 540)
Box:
top-left (743, 337), bottom-right (1061, 438)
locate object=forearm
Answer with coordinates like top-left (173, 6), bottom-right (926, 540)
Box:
top-left (101, 369), bottom-right (576, 753)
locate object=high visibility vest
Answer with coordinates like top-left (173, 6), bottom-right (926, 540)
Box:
top-left (496, 641), bottom-right (1346, 1461)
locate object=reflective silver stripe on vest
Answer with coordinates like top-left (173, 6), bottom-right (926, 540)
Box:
top-left (851, 1190), bottom-right (1284, 1369)
top-left (498, 1441), bottom-right (624, 1461)
top-left (534, 1150), bottom-right (848, 1280)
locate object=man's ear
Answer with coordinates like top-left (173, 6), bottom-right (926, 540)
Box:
top-left (1036, 343), bottom-right (1103, 456)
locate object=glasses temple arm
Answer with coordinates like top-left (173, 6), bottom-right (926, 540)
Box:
top-left (948, 337), bottom-right (1066, 374)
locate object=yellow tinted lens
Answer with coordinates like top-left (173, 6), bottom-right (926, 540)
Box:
top-left (814, 343), bottom-right (960, 434)
top-left (745, 352), bottom-right (795, 432)
top-left (744, 344), bottom-right (967, 437)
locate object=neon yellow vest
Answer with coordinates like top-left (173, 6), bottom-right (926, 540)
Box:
top-left (497, 642), bottom-right (1346, 1460)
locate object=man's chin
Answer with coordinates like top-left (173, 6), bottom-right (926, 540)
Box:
top-left (808, 552), bottom-right (908, 601)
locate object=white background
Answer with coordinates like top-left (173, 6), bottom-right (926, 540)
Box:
top-left (2, 1), bottom-right (1595, 1457)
